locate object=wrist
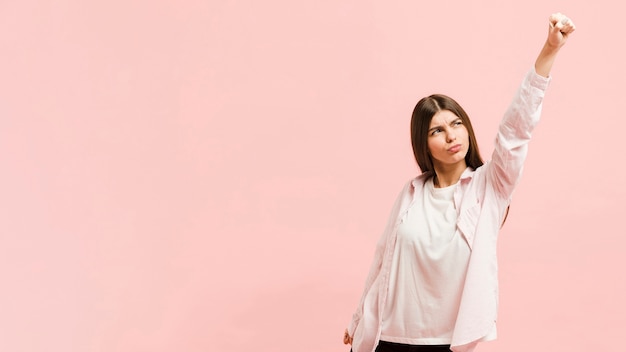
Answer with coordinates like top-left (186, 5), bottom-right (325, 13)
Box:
top-left (542, 40), bottom-right (562, 54)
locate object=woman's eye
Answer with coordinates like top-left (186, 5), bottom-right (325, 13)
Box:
top-left (431, 129), bottom-right (441, 136)
top-left (454, 120), bottom-right (463, 126)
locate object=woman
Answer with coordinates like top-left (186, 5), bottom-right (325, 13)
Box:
top-left (343, 13), bottom-right (576, 352)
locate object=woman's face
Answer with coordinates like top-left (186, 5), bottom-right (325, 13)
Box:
top-left (427, 110), bottom-right (470, 169)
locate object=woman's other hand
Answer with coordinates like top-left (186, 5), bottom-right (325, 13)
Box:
top-left (343, 328), bottom-right (353, 345)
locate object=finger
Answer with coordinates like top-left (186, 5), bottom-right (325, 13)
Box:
top-left (563, 19), bottom-right (576, 33)
top-left (549, 12), bottom-right (572, 32)
top-left (559, 17), bottom-right (573, 27)
top-left (552, 14), bottom-right (576, 30)
top-left (551, 22), bottom-right (564, 34)
top-left (556, 18), bottom-right (569, 31)
top-left (558, 21), bottom-right (576, 36)
top-left (555, 21), bottom-right (573, 34)
top-left (561, 24), bottom-right (576, 35)
top-left (549, 12), bottom-right (563, 27)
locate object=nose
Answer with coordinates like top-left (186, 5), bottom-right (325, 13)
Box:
top-left (446, 130), bottom-right (456, 143)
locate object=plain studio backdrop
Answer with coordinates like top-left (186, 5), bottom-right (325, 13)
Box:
top-left (1, 1), bottom-right (624, 351)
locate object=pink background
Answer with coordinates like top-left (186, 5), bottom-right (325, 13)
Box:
top-left (1, 1), bottom-right (624, 351)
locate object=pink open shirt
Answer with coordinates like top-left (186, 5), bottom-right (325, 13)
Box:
top-left (347, 69), bottom-right (551, 352)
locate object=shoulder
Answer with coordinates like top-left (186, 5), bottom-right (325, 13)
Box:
top-left (387, 174), bottom-right (430, 212)
top-left (409, 172), bottom-right (432, 190)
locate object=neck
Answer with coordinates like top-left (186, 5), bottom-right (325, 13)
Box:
top-left (432, 162), bottom-right (467, 188)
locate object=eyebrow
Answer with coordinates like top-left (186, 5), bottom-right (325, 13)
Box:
top-left (428, 118), bottom-right (462, 132)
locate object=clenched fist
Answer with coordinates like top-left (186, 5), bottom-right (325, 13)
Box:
top-left (547, 13), bottom-right (576, 48)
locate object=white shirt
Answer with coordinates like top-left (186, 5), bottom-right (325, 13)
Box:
top-left (380, 179), bottom-right (470, 344)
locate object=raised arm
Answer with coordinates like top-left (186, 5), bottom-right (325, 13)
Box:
top-left (489, 13), bottom-right (575, 200)
top-left (535, 13), bottom-right (576, 77)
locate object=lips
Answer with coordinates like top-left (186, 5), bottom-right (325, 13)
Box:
top-left (448, 144), bottom-right (462, 153)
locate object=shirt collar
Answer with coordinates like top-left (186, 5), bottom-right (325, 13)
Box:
top-left (411, 167), bottom-right (475, 188)
top-left (459, 166), bottom-right (476, 181)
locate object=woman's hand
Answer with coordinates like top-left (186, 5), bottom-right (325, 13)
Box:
top-left (535, 13), bottom-right (576, 77)
top-left (546, 13), bottom-right (576, 49)
top-left (343, 328), bottom-right (353, 345)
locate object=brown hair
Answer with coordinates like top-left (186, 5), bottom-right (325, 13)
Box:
top-left (410, 94), bottom-right (484, 173)
top-left (410, 94), bottom-right (511, 226)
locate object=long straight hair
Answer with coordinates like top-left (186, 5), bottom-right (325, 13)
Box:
top-left (410, 94), bottom-right (484, 173)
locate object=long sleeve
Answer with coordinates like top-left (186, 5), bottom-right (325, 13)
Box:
top-left (488, 68), bottom-right (551, 200)
top-left (347, 181), bottom-right (411, 338)
top-left (450, 68), bottom-right (552, 352)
